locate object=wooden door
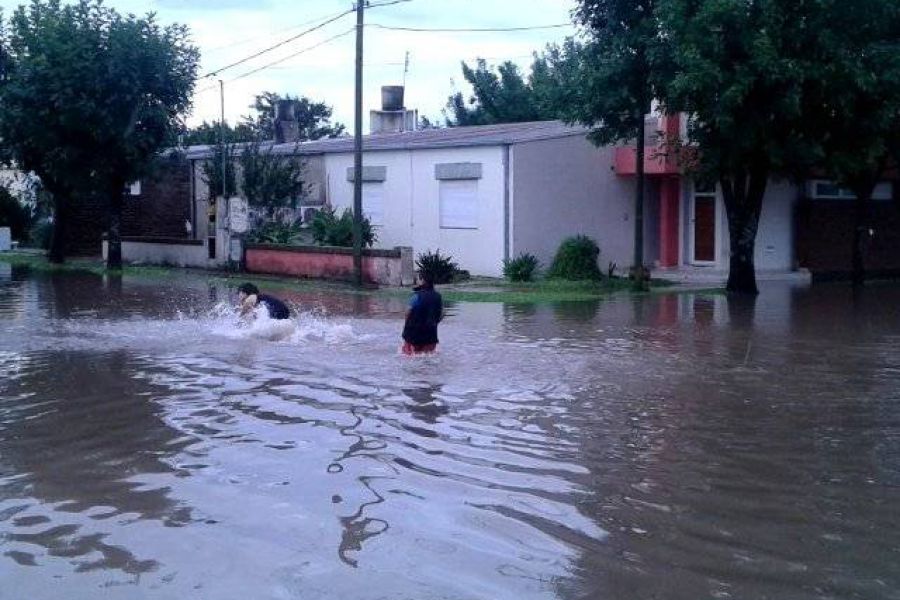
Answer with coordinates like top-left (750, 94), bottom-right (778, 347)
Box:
top-left (693, 196), bottom-right (716, 263)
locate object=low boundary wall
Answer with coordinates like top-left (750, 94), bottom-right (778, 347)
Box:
top-left (245, 244), bottom-right (414, 287)
top-left (103, 236), bottom-right (211, 268)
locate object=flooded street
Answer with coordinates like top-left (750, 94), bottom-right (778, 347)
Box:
top-left (1, 266), bottom-right (899, 600)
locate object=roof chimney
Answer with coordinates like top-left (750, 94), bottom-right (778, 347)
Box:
top-left (274, 99), bottom-right (300, 143)
top-left (370, 85), bottom-right (418, 134)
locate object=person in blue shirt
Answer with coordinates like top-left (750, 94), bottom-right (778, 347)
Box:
top-left (237, 282), bottom-right (290, 320)
top-left (401, 274), bottom-right (443, 355)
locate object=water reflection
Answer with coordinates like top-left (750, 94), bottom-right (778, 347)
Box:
top-left (1, 270), bottom-right (899, 599)
top-left (403, 385), bottom-right (448, 426)
top-left (0, 350), bottom-right (196, 575)
top-left (337, 476), bottom-right (390, 568)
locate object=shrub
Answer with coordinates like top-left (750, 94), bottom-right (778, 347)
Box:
top-left (416, 249), bottom-right (460, 284)
top-left (246, 220), bottom-right (302, 245)
top-left (503, 252), bottom-right (540, 282)
top-left (547, 235), bottom-right (602, 280)
top-left (310, 206), bottom-right (376, 248)
top-left (0, 186), bottom-right (33, 240)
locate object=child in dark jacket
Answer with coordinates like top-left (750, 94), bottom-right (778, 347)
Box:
top-left (401, 274), bottom-right (443, 355)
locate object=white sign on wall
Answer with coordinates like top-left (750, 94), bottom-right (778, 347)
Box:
top-left (229, 197), bottom-right (249, 233)
top-left (0, 227), bottom-right (11, 252)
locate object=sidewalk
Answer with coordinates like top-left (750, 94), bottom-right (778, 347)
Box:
top-left (653, 266), bottom-right (812, 286)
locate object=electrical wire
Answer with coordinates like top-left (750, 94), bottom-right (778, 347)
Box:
top-left (367, 22), bottom-right (571, 33)
top-left (202, 9), bottom-right (354, 78)
top-left (200, 0), bottom-right (416, 79)
top-left (228, 28), bottom-right (356, 82)
top-left (204, 8), bottom-right (353, 53)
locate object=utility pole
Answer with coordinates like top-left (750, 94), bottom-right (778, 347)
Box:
top-left (632, 100), bottom-right (647, 291)
top-left (219, 79), bottom-right (227, 199)
top-left (352, 1), bottom-right (366, 287)
top-left (402, 50), bottom-right (410, 88)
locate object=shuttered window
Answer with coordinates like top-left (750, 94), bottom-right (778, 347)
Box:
top-left (363, 183), bottom-right (384, 226)
top-left (439, 180), bottom-right (478, 229)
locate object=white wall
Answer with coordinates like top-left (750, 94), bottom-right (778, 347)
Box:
top-left (326, 146), bottom-right (507, 277)
top-left (681, 178), bottom-right (800, 271)
top-left (751, 180), bottom-right (799, 270)
top-left (511, 136), bottom-right (636, 272)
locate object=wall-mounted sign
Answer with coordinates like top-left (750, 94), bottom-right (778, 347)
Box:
top-left (229, 197), bottom-right (249, 233)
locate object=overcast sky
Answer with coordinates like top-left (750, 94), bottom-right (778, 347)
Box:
top-left (0, 0), bottom-right (579, 131)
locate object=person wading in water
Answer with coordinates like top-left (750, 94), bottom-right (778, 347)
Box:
top-left (237, 283), bottom-right (290, 320)
top-left (401, 273), bottom-right (443, 355)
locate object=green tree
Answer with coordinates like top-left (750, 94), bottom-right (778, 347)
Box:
top-left (658, 0), bottom-right (824, 294)
top-left (181, 92), bottom-right (345, 146)
top-left (0, 185), bottom-right (32, 240)
top-left (558, 0), bottom-right (666, 289)
top-left (810, 0), bottom-right (900, 286)
top-left (178, 120), bottom-right (257, 146)
top-left (239, 141), bottom-right (304, 221)
top-left (243, 92), bottom-right (345, 141)
top-left (0, 0), bottom-right (199, 266)
top-left (201, 143), bottom-right (237, 199)
top-left (445, 58), bottom-right (559, 126)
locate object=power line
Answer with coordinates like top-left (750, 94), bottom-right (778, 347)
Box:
top-left (205, 8), bottom-right (352, 54)
top-left (200, 0), bottom-right (416, 79)
top-left (367, 0), bottom-right (415, 7)
top-left (367, 22), bottom-right (571, 33)
top-left (228, 28), bottom-right (356, 82)
top-left (202, 9), bottom-right (354, 78)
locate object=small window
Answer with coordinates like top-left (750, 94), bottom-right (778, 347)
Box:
top-left (439, 180), bottom-right (478, 229)
top-left (813, 181), bottom-right (843, 199)
top-left (127, 181), bottom-right (141, 196)
top-left (810, 180), bottom-right (893, 201)
top-left (362, 182), bottom-right (384, 226)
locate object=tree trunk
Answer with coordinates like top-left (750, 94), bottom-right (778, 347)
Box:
top-left (48, 195), bottom-right (68, 264)
top-left (851, 191), bottom-right (873, 287)
top-left (106, 184), bottom-right (124, 270)
top-left (721, 167), bottom-right (767, 295)
top-left (726, 224), bottom-right (759, 295)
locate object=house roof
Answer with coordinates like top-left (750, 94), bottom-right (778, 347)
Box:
top-left (183, 120), bottom-right (589, 160)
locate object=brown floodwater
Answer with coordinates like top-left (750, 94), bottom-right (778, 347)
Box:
top-left (1, 265), bottom-right (899, 599)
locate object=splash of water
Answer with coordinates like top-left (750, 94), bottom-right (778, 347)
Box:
top-left (43, 302), bottom-right (361, 350)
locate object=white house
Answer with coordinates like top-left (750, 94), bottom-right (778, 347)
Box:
top-left (184, 104), bottom-right (881, 280)
top-left (186, 121), bottom-right (641, 277)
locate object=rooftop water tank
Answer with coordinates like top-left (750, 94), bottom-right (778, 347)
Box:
top-left (381, 86), bottom-right (405, 111)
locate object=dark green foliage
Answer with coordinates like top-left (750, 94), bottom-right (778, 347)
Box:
top-left (0, 0), bottom-right (200, 264)
top-left (416, 250), bottom-right (460, 284)
top-left (554, 1), bottom-right (663, 147)
top-left (310, 207), bottom-right (375, 248)
top-left (445, 58), bottom-right (560, 126)
top-left (240, 141), bottom-right (304, 218)
top-left (29, 220), bottom-right (53, 250)
top-left (180, 92), bottom-right (345, 145)
top-left (801, 0), bottom-right (900, 285)
top-left (246, 92), bottom-right (346, 141)
top-left (201, 144), bottom-right (237, 199)
top-left (0, 187), bottom-right (32, 240)
top-left (547, 235), bottom-right (602, 281)
top-left (503, 253), bottom-right (540, 282)
top-left (177, 120), bottom-right (258, 146)
top-left (246, 220), bottom-right (302, 245)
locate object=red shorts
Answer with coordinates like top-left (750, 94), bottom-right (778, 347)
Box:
top-left (402, 342), bottom-right (438, 355)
